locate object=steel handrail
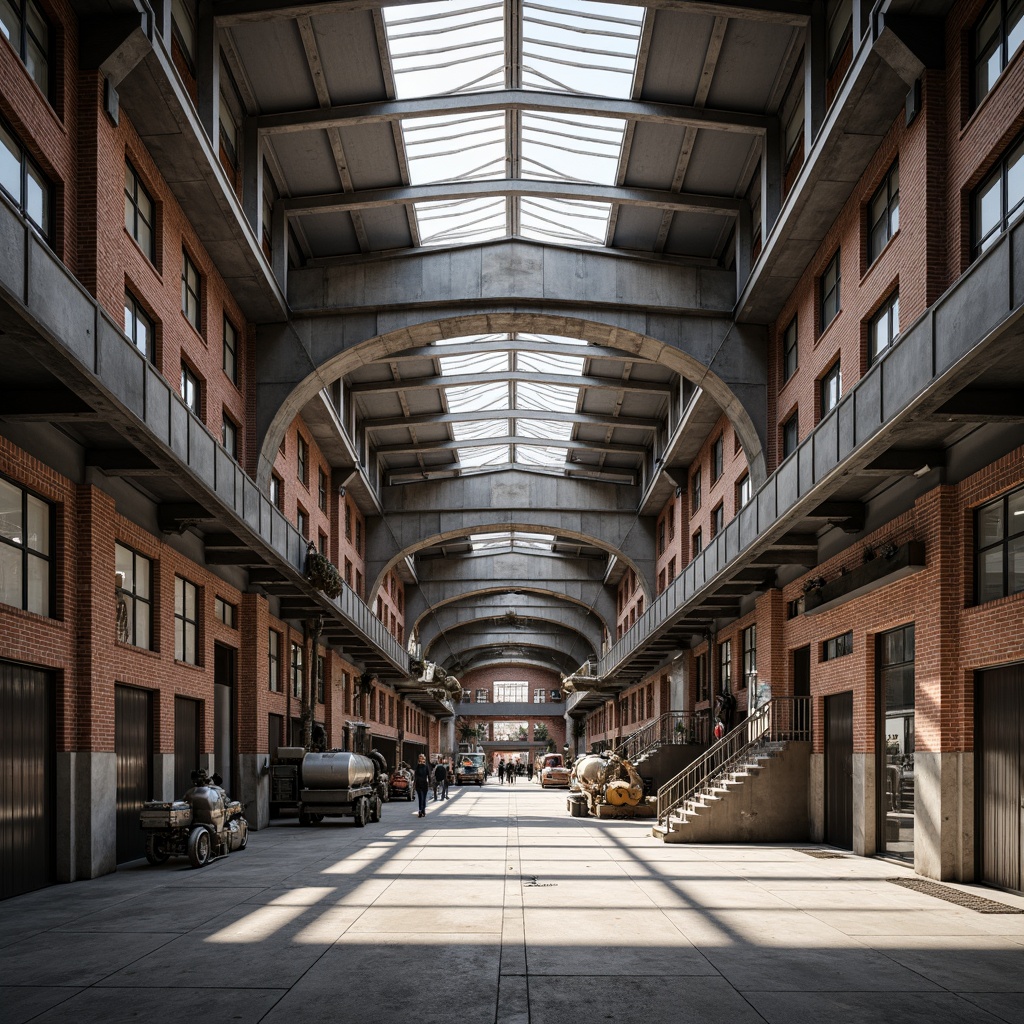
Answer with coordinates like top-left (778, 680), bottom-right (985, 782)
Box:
top-left (656, 697), bottom-right (811, 828)
top-left (612, 710), bottom-right (710, 763)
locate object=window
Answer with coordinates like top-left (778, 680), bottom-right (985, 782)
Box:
top-left (820, 250), bottom-right (841, 331)
top-left (214, 596), bottom-right (236, 627)
top-left (270, 473), bottom-right (282, 510)
top-left (711, 503), bottom-right (724, 538)
top-left (124, 292), bottom-right (155, 362)
top-left (692, 530), bottom-right (702, 557)
top-left (657, 518), bottom-right (665, 556)
top-left (268, 629), bottom-right (280, 691)
top-left (0, 118), bottom-right (50, 236)
top-left (784, 91), bottom-right (804, 164)
top-left (550, 689), bottom-right (560, 702)
top-left (787, 595), bottom-right (805, 618)
top-left (826, 0), bottom-right (852, 71)
top-left (696, 653), bottom-right (708, 702)
top-left (223, 318), bottom-right (238, 385)
top-left (219, 88), bottom-right (239, 166)
top-left (782, 411), bottom-right (799, 459)
top-left (667, 504), bottom-right (675, 539)
top-left (344, 502), bottom-right (352, 541)
top-left (115, 543), bottom-right (151, 647)
top-left (297, 434), bottom-right (308, 487)
top-left (712, 435), bottom-right (724, 482)
top-left (297, 507), bottom-right (308, 539)
top-left (318, 467), bottom-right (327, 512)
top-left (974, 0), bottom-right (1024, 106)
top-left (782, 317), bottom-right (798, 382)
top-left (868, 161), bottom-right (899, 263)
top-left (123, 162), bottom-right (155, 261)
top-left (869, 292), bottom-right (900, 363)
top-left (691, 466), bottom-right (702, 512)
top-left (174, 576), bottom-right (198, 664)
top-left (494, 680), bottom-right (528, 702)
top-left (737, 474), bottom-right (752, 510)
top-left (171, 0), bottom-right (196, 71)
top-left (475, 688), bottom-right (487, 703)
top-left (533, 688), bottom-right (546, 703)
top-left (667, 556), bottom-right (676, 580)
top-left (742, 624), bottom-right (757, 688)
top-left (291, 643), bottom-right (303, 698)
top-left (344, 557), bottom-right (352, 586)
top-left (976, 484), bottom-right (1024, 603)
top-left (180, 363), bottom-right (200, 416)
top-left (316, 654), bottom-right (325, 704)
top-left (0, 0), bottom-right (49, 96)
top-left (318, 531), bottom-right (327, 556)
top-left (719, 639), bottom-right (732, 693)
top-left (355, 519), bottom-right (362, 554)
top-left (973, 133), bottom-right (1024, 257)
top-left (221, 414), bottom-right (237, 460)
top-left (820, 359), bottom-right (842, 417)
top-left (823, 630), bottom-right (854, 660)
top-left (181, 250), bottom-right (200, 332)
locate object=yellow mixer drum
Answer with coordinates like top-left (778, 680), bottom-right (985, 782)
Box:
top-left (626, 784), bottom-right (643, 805)
top-left (605, 781), bottom-right (631, 805)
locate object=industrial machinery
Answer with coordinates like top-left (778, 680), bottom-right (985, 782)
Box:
top-left (389, 763), bottom-right (414, 800)
top-left (567, 752), bottom-right (652, 819)
top-left (139, 769), bottom-right (249, 868)
top-left (271, 749), bottom-right (383, 827)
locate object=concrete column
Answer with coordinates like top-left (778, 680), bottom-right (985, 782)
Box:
top-left (760, 118), bottom-right (782, 242)
top-left (271, 200), bottom-right (288, 293)
top-left (915, 751), bottom-right (974, 881)
top-left (735, 202), bottom-right (752, 294)
top-left (852, 751), bottom-right (876, 856)
top-left (56, 752), bottom-right (116, 883)
top-left (195, 1), bottom-right (220, 146)
top-left (236, 591), bottom-right (269, 828)
top-left (241, 116), bottom-right (263, 237)
top-left (808, 753), bottom-right (824, 841)
top-left (154, 753), bottom-right (175, 801)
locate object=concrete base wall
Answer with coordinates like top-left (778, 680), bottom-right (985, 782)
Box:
top-left (915, 751), bottom-right (974, 882)
top-left (640, 743), bottom-right (707, 793)
top-left (853, 752), bottom-right (877, 857)
top-left (154, 753), bottom-right (175, 802)
top-left (56, 752), bottom-right (117, 882)
top-left (809, 753), bottom-right (825, 842)
top-left (238, 753), bottom-right (271, 830)
top-left (664, 742), bottom-right (811, 844)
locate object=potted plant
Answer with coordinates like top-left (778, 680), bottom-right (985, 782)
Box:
top-left (305, 543), bottom-right (342, 598)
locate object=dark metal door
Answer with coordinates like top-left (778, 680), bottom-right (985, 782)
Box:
top-left (115, 684), bottom-right (152, 864)
top-left (268, 714), bottom-right (282, 761)
top-left (825, 690), bottom-right (854, 849)
top-left (1, 660), bottom-right (55, 900)
top-left (174, 697), bottom-right (200, 799)
top-left (978, 664), bottom-right (1023, 892)
top-left (214, 644), bottom-right (236, 794)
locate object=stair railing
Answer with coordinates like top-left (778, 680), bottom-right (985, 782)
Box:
top-left (656, 697), bottom-right (811, 829)
top-left (613, 710), bottom-right (710, 763)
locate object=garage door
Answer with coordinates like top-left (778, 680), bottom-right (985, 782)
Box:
top-left (115, 685), bottom-right (152, 864)
top-left (0, 660), bottom-right (55, 900)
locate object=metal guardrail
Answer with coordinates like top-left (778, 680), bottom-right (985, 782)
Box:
top-left (656, 697), bottom-right (811, 829)
top-left (612, 710), bottom-right (711, 763)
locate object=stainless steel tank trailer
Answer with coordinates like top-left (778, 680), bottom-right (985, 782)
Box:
top-left (139, 768), bottom-right (249, 868)
top-left (271, 749), bottom-right (384, 827)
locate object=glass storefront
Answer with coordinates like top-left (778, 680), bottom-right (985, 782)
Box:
top-left (878, 624), bottom-right (915, 860)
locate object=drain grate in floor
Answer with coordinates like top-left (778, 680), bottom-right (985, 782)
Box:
top-left (887, 877), bottom-right (1024, 914)
top-left (797, 849), bottom-right (847, 859)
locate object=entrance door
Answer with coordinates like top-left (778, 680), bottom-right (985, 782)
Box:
top-left (877, 624), bottom-right (916, 860)
top-left (174, 697), bottom-right (200, 799)
top-left (978, 663), bottom-right (1024, 892)
top-left (1, 660), bottom-right (55, 900)
top-left (793, 645), bottom-right (811, 735)
top-left (214, 644), bottom-right (235, 794)
top-left (115, 684), bottom-right (152, 863)
top-left (825, 690), bottom-right (853, 849)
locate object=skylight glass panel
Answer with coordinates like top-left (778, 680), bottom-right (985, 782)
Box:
top-left (469, 531), bottom-right (555, 551)
top-left (402, 112), bottom-right (507, 184)
top-left (439, 351), bottom-right (510, 376)
top-left (520, 196), bottom-right (612, 246)
top-left (452, 419), bottom-right (509, 440)
top-left (382, 0), bottom-right (505, 98)
top-left (434, 334), bottom-right (508, 347)
top-left (521, 112), bottom-right (626, 184)
top-left (470, 531), bottom-right (512, 550)
top-left (516, 350), bottom-right (585, 375)
top-left (415, 196), bottom-right (506, 246)
top-left (446, 381), bottom-right (510, 413)
top-left (521, 0), bottom-right (644, 98)
top-left (458, 445), bottom-right (510, 468)
top-left (516, 380), bottom-right (579, 412)
top-left (516, 418), bottom-right (573, 440)
top-left (516, 332), bottom-right (588, 346)
top-left (516, 445), bottom-right (569, 466)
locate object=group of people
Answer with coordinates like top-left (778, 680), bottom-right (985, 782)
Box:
top-left (411, 754), bottom-right (452, 817)
top-left (495, 758), bottom-right (533, 784)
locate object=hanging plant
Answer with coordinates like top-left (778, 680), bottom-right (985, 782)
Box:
top-left (305, 544), bottom-right (342, 598)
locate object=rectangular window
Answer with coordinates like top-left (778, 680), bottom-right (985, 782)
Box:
top-left (181, 250), bottom-right (201, 332)
top-left (174, 576), bottom-right (198, 664)
top-left (171, 0), bottom-right (196, 70)
top-left (180, 363), bottom-right (200, 416)
top-left (345, 502), bottom-right (352, 541)
top-left (344, 557), bottom-right (352, 586)
top-left (712, 435), bottom-right (724, 482)
top-left (214, 596), bottom-right (236, 628)
top-left (719, 639), bottom-right (732, 693)
top-left (657, 518), bottom-right (665, 556)
top-left (820, 359), bottom-right (842, 417)
top-left (297, 507), bottom-right (308, 539)
top-left (974, 0), bottom-right (1024, 106)
top-left (291, 643), bottom-right (303, 698)
top-left (534, 688), bottom-right (546, 703)
top-left (0, 118), bottom-right (50, 236)
top-left (355, 519), bottom-right (362, 554)
top-left (223, 318), bottom-right (238, 385)
top-left (742, 624), bottom-right (757, 688)
top-left (475, 688), bottom-right (487, 703)
top-left (318, 531), bottom-right (327, 556)
top-left (691, 466), bottom-right (702, 512)
top-left (316, 653), bottom-right (325, 704)
top-left (219, 89), bottom-right (239, 166)
top-left (696, 653), bottom-right (708, 702)
top-left (973, 133), bottom-right (1024, 257)
top-left (221, 413), bottom-right (237, 460)
top-left (784, 91), bottom-right (803, 164)
top-left (268, 629), bottom-right (280, 691)
top-left (826, 0), bottom-right (852, 71)
top-left (494, 680), bottom-right (529, 702)
top-left (820, 250), bottom-right (841, 332)
top-left (711, 503), bottom-right (724, 538)
top-left (782, 411), bottom-right (799, 459)
top-left (270, 473), bottom-right (282, 510)
top-left (123, 162), bottom-right (155, 261)
top-left (782, 316), bottom-right (798, 382)
top-left (692, 529), bottom-right (702, 557)
top-left (124, 291), bottom-right (155, 362)
top-left (297, 435), bottom-right (308, 487)
top-left (823, 630), bottom-right (854, 660)
top-left (668, 556), bottom-right (676, 580)
top-left (787, 595), bottom-right (805, 618)
top-left (869, 292), bottom-right (900, 363)
top-left (868, 161), bottom-right (900, 263)
top-left (0, 0), bottom-right (50, 96)
top-left (318, 467), bottom-right (327, 512)
top-left (737, 474), bottom-right (752, 510)
top-left (115, 542), bottom-right (151, 647)
top-left (976, 483), bottom-right (1024, 603)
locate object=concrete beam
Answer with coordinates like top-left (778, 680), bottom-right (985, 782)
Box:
top-left (425, 621), bottom-right (596, 667)
top-left (362, 408), bottom-right (660, 433)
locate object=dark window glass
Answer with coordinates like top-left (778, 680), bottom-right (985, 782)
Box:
top-left (712, 435), bottom-right (723, 482)
top-left (823, 630), bottom-right (854, 660)
top-left (692, 529), bottom-right (702, 557)
top-left (0, 0), bottom-right (50, 96)
top-left (180, 363), bottom-right (200, 415)
top-left (174, 576), bottom-right (198, 664)
top-left (291, 643), bottom-right (303, 698)
top-left (783, 317), bottom-right (798, 382)
top-left (316, 654), bottom-right (325, 704)
top-left (868, 161), bottom-right (899, 263)
top-left (124, 163), bottom-right (155, 260)
top-left (820, 360), bottom-right (842, 417)
top-left (975, 484), bottom-right (1024, 603)
top-left (0, 117), bottom-right (50, 236)
top-left (221, 414), bottom-right (237, 460)
top-left (223, 318), bottom-right (238, 384)
top-left (719, 640), bottom-right (732, 693)
top-left (318, 467), bottom-right (327, 512)
top-left (270, 474), bottom-right (282, 510)
top-left (115, 543), bottom-right (152, 648)
top-left (268, 629), bottom-right (279, 691)
top-left (820, 250), bottom-right (841, 331)
top-left (0, 475), bottom-right (52, 616)
top-left (297, 435), bottom-right (308, 486)
top-left (869, 292), bottom-right (900, 362)
top-left (711, 503), bottom-right (724, 538)
top-left (973, 134), bottom-right (1024, 257)
top-left (181, 250), bottom-right (201, 332)
top-left (297, 507), bottom-right (308, 539)
top-left (124, 292), bottom-right (155, 361)
top-left (782, 412), bottom-right (799, 459)
top-left (974, 0), bottom-right (1024, 106)
top-left (743, 624), bottom-right (757, 687)
top-left (691, 467), bottom-right (702, 512)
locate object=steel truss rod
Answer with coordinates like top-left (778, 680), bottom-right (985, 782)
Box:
top-left (373, 434), bottom-right (648, 456)
top-left (362, 408), bottom-right (661, 432)
top-left (348, 370), bottom-right (673, 394)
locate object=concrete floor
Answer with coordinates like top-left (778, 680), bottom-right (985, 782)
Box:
top-left (3, 783), bottom-right (1024, 1024)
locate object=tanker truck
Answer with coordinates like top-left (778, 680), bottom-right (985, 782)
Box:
top-left (271, 749), bottom-right (383, 827)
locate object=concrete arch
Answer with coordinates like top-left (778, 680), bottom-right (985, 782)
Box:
top-left (443, 641), bottom-right (581, 676)
top-left (423, 618), bottom-right (596, 670)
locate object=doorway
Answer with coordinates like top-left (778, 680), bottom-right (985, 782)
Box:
top-left (877, 624), bottom-right (915, 861)
top-left (214, 644), bottom-right (236, 794)
top-left (825, 690), bottom-right (853, 849)
top-left (115, 684), bottom-right (152, 863)
top-left (174, 696), bottom-right (200, 799)
top-left (793, 645), bottom-right (811, 735)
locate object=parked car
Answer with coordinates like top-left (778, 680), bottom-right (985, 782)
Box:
top-left (539, 753), bottom-right (571, 788)
top-left (389, 765), bottom-right (414, 801)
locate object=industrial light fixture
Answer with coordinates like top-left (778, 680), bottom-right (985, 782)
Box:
top-left (912, 464), bottom-right (931, 478)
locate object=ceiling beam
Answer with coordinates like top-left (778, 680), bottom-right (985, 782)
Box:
top-left (0, 388), bottom-right (103, 421)
top-left (362, 408), bottom-right (661, 433)
top-left (372, 434), bottom-right (649, 457)
top-left (936, 389), bottom-right (1024, 422)
top-left (371, 337), bottom-right (651, 364)
top-left (157, 502), bottom-right (217, 534)
top-left (282, 178), bottom-right (743, 219)
top-left (349, 370), bottom-right (673, 395)
top-left (85, 449), bottom-right (163, 476)
top-left (862, 448), bottom-right (946, 476)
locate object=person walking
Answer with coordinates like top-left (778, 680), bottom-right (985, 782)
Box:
top-left (526, 760), bottom-right (534, 783)
top-left (414, 754), bottom-right (430, 817)
top-left (440, 761), bottom-right (451, 799)
top-left (498, 758), bottom-right (506, 784)
top-left (508, 760), bottom-right (517, 785)
top-left (433, 759), bottom-right (447, 801)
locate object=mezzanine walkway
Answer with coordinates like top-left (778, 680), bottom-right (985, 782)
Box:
top-left (2, 783), bottom-right (1023, 1024)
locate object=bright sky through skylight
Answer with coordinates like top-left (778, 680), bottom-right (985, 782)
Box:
top-left (520, 196), bottom-right (612, 246)
top-left (402, 112), bottom-right (507, 184)
top-left (414, 196), bottom-right (506, 245)
top-left (521, 112), bottom-right (626, 184)
top-left (470, 531), bottom-right (555, 551)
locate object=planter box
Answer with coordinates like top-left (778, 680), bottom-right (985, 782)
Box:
top-left (804, 541), bottom-right (926, 615)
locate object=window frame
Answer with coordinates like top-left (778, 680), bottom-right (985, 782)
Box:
top-left (174, 575), bottom-right (199, 664)
top-left (782, 411), bottom-right (799, 460)
top-left (737, 473), bottom-right (752, 510)
top-left (822, 630), bottom-right (854, 660)
top-left (972, 132), bottom-right (1024, 258)
top-left (180, 362), bottom-right (201, 416)
top-left (820, 250), bottom-right (841, 333)
top-left (291, 642), bottom-right (303, 698)
top-left (222, 317), bottom-right (238, 385)
top-left (869, 291), bottom-right (900, 363)
top-left (711, 502), bottom-right (724, 538)
top-left (268, 629), bottom-right (280, 691)
top-left (221, 412), bottom-right (238, 460)
top-left (868, 160), bottom-right (900, 264)
top-left (0, 116), bottom-right (51, 238)
top-left (719, 639), bottom-right (732, 694)
top-left (123, 161), bottom-right (155, 262)
top-left (711, 434), bottom-right (724, 482)
top-left (124, 290), bottom-right (156, 362)
top-left (973, 0), bottom-right (1024, 107)
top-left (742, 624), bottom-right (757, 688)
top-left (0, 474), bottom-right (53, 617)
top-left (115, 542), bottom-right (152, 648)
top-left (318, 467), bottom-right (327, 512)
top-left (297, 434), bottom-right (308, 487)
top-left (214, 596), bottom-right (236, 628)
top-left (0, 0), bottom-right (51, 98)
top-left (170, 0), bottom-right (197, 73)
top-left (782, 316), bottom-right (798, 382)
top-left (975, 483), bottom-right (1024, 604)
top-left (691, 466), bottom-right (702, 512)
top-left (181, 249), bottom-right (201, 333)
top-left (820, 359), bottom-right (842, 418)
